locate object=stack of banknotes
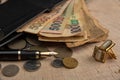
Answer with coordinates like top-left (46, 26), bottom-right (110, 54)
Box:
top-left (17, 0), bottom-right (108, 48)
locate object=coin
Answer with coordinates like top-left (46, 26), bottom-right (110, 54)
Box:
top-left (63, 57), bottom-right (78, 69)
top-left (51, 58), bottom-right (64, 68)
top-left (23, 60), bottom-right (41, 72)
top-left (26, 35), bottom-right (42, 46)
top-left (29, 45), bottom-right (49, 52)
top-left (2, 65), bottom-right (19, 77)
top-left (54, 46), bottom-right (73, 58)
top-left (7, 38), bottom-right (26, 50)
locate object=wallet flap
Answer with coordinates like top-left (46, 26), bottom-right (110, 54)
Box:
top-left (0, 0), bottom-right (64, 46)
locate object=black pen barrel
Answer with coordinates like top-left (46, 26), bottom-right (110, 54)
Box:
top-left (0, 50), bottom-right (40, 61)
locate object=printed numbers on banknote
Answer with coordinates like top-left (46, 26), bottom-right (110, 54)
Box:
top-left (49, 16), bottom-right (64, 31)
top-left (29, 23), bottom-right (41, 30)
top-left (70, 19), bottom-right (81, 33)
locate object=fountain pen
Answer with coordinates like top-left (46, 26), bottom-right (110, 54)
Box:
top-left (0, 50), bottom-right (58, 61)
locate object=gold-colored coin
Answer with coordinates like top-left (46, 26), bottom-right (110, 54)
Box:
top-left (63, 57), bottom-right (78, 69)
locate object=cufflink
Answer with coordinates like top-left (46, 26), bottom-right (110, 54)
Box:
top-left (93, 40), bottom-right (116, 63)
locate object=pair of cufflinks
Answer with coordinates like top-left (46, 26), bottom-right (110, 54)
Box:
top-left (93, 40), bottom-right (116, 63)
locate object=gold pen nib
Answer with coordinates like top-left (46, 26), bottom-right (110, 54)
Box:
top-left (40, 52), bottom-right (58, 56)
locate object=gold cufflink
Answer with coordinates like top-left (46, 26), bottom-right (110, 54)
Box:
top-left (93, 40), bottom-right (116, 63)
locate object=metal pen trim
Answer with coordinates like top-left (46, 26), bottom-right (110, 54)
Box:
top-left (35, 51), bottom-right (40, 59)
top-left (18, 51), bottom-right (21, 60)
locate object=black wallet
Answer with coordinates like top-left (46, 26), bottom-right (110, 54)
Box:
top-left (0, 0), bottom-right (64, 47)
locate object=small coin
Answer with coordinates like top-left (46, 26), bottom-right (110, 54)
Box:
top-left (29, 45), bottom-right (49, 52)
top-left (51, 58), bottom-right (64, 68)
top-left (2, 64), bottom-right (19, 77)
top-left (24, 60), bottom-right (41, 72)
top-left (54, 46), bottom-right (73, 58)
top-left (63, 57), bottom-right (78, 69)
top-left (7, 39), bottom-right (26, 50)
top-left (26, 35), bottom-right (42, 46)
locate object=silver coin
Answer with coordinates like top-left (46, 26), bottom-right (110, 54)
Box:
top-left (23, 60), bottom-right (41, 72)
top-left (51, 58), bottom-right (64, 68)
top-left (7, 39), bottom-right (26, 50)
top-left (2, 65), bottom-right (19, 77)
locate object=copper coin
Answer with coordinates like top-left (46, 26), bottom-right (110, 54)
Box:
top-left (24, 60), bottom-right (41, 72)
top-left (63, 57), bottom-right (78, 69)
top-left (54, 46), bottom-right (73, 58)
top-left (7, 39), bottom-right (26, 50)
top-left (2, 65), bottom-right (19, 77)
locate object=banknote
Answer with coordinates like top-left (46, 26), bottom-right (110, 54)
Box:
top-left (39, 0), bottom-right (84, 37)
top-left (17, 0), bottom-right (71, 34)
top-left (17, 0), bottom-right (108, 48)
top-left (65, 0), bottom-right (108, 48)
top-left (66, 16), bottom-right (108, 47)
top-left (38, 32), bottom-right (87, 42)
top-left (39, 18), bottom-right (84, 38)
top-left (39, 0), bottom-right (74, 34)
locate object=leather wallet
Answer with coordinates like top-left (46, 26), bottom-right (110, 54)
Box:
top-left (0, 0), bottom-right (64, 47)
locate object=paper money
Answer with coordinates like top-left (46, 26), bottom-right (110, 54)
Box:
top-left (39, 0), bottom-right (74, 34)
top-left (17, 0), bottom-right (71, 34)
top-left (65, 0), bottom-right (108, 47)
top-left (17, 0), bottom-right (108, 48)
top-left (39, 0), bottom-right (84, 37)
top-left (38, 33), bottom-right (87, 42)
